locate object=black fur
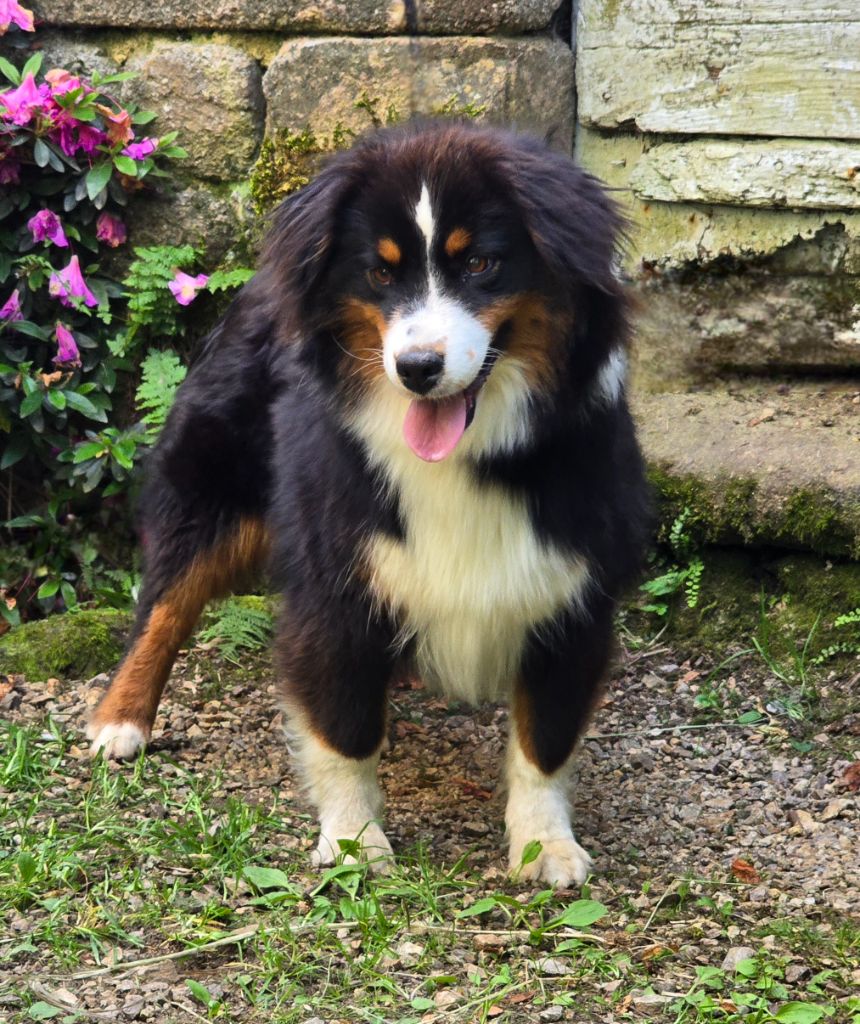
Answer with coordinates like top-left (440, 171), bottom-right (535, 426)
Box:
top-left (104, 121), bottom-right (651, 789)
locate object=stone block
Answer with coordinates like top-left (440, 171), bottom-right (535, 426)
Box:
top-left (124, 184), bottom-right (254, 263)
top-left (576, 0), bottom-right (860, 139)
top-left (124, 42), bottom-right (264, 182)
top-left (31, 0), bottom-right (560, 34)
top-left (262, 36), bottom-right (574, 148)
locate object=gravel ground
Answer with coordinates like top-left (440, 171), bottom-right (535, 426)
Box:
top-left (1, 636), bottom-right (858, 1022)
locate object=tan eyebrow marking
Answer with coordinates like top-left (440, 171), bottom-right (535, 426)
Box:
top-left (444, 227), bottom-right (472, 257)
top-left (377, 237), bottom-right (401, 264)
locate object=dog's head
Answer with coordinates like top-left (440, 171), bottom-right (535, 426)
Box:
top-left (264, 122), bottom-right (627, 462)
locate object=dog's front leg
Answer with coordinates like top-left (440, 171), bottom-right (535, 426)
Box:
top-left (506, 595), bottom-right (615, 888)
top-left (277, 590), bottom-right (398, 874)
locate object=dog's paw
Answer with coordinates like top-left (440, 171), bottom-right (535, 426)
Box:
top-left (509, 835), bottom-right (593, 888)
top-left (311, 821), bottom-right (394, 874)
top-left (87, 721), bottom-right (148, 760)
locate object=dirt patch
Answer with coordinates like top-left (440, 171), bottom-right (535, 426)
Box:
top-left (1, 638), bottom-right (858, 1022)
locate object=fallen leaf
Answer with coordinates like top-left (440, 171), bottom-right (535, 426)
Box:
top-left (508, 992), bottom-right (535, 1005)
top-left (730, 857), bottom-right (761, 883)
top-left (394, 720), bottom-right (426, 738)
top-left (748, 407), bottom-right (775, 427)
top-left (838, 762), bottom-right (860, 791)
top-left (640, 943), bottom-right (675, 961)
top-left (453, 778), bottom-right (493, 801)
top-left (487, 1006), bottom-right (504, 1018)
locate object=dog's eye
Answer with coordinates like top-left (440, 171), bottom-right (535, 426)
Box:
top-left (466, 255), bottom-right (493, 276)
top-left (369, 267), bottom-right (393, 287)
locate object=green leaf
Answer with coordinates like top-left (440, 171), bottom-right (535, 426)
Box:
top-left (20, 391), bottom-right (43, 417)
top-left (132, 109), bottom-right (157, 124)
top-left (737, 710), bottom-right (764, 724)
top-left (47, 389), bottom-right (67, 411)
top-left (27, 1002), bottom-right (62, 1019)
top-left (73, 441), bottom-right (106, 463)
top-left (457, 897), bottom-right (498, 919)
top-left (18, 851), bottom-right (37, 883)
top-left (33, 138), bottom-right (51, 168)
top-left (185, 979), bottom-right (216, 1008)
top-left (37, 579), bottom-right (60, 599)
top-left (21, 53), bottom-right (44, 81)
top-left (0, 57), bottom-right (21, 86)
top-left (411, 998), bottom-right (435, 1011)
top-left (113, 155), bottom-right (139, 176)
top-left (773, 1003), bottom-right (829, 1024)
top-left (553, 899), bottom-right (608, 929)
top-left (64, 390), bottom-right (105, 421)
top-left (243, 865), bottom-right (292, 891)
top-left (519, 839), bottom-right (543, 867)
top-left (60, 581), bottom-right (78, 609)
top-left (85, 162), bottom-right (113, 201)
top-left (9, 320), bottom-right (51, 341)
top-left (136, 349), bottom-right (186, 429)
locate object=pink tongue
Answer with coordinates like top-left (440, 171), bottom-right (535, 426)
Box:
top-left (403, 395), bottom-right (467, 462)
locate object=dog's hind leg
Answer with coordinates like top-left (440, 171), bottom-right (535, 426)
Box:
top-left (87, 289), bottom-right (277, 759)
top-left (506, 594), bottom-right (615, 888)
top-left (87, 515), bottom-right (270, 759)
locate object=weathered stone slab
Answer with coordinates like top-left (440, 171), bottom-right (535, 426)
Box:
top-left (123, 43), bottom-right (264, 182)
top-left (263, 36), bottom-right (573, 147)
top-left (31, 0), bottom-right (559, 34)
top-left (634, 382), bottom-right (860, 557)
top-left (630, 140), bottom-right (860, 211)
top-left (576, 129), bottom-right (860, 271)
top-left (576, 0), bottom-right (860, 139)
top-left (633, 276), bottom-right (860, 388)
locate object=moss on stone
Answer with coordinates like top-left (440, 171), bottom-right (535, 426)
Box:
top-left (248, 125), bottom-right (347, 214)
top-left (648, 467), bottom-right (860, 558)
top-left (0, 609), bottom-right (131, 681)
top-left (628, 548), bottom-right (860, 665)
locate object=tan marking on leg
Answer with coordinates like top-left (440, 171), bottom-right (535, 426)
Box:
top-left (377, 237), bottom-right (401, 265)
top-left (444, 227), bottom-right (472, 257)
top-left (89, 518), bottom-right (270, 743)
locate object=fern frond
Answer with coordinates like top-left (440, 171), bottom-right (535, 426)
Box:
top-left (136, 349), bottom-right (187, 431)
top-left (197, 599), bottom-right (273, 665)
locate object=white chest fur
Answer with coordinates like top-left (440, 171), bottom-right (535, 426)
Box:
top-left (350, 369), bottom-right (590, 704)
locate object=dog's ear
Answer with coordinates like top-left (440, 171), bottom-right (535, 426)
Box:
top-left (500, 138), bottom-right (629, 392)
top-left (503, 140), bottom-right (625, 298)
top-left (262, 159), bottom-right (353, 310)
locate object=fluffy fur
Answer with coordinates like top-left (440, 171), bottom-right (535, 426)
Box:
top-left (88, 122), bottom-right (651, 886)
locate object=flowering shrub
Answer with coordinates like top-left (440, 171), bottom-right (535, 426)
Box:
top-left (0, 10), bottom-right (253, 627)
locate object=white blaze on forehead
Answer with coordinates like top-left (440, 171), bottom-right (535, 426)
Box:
top-left (414, 182), bottom-right (435, 257)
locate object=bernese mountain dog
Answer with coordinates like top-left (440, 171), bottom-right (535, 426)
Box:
top-left (87, 121), bottom-right (651, 888)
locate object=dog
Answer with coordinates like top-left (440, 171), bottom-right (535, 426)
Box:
top-left (87, 121), bottom-right (650, 887)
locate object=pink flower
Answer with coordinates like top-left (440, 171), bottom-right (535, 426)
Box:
top-left (169, 271), bottom-right (209, 306)
top-left (95, 212), bottom-right (126, 248)
top-left (45, 68), bottom-right (84, 95)
top-left (28, 209), bottom-right (69, 248)
top-left (54, 322), bottom-right (80, 365)
top-left (48, 255), bottom-right (99, 308)
top-left (122, 137), bottom-right (157, 161)
top-left (0, 288), bottom-right (23, 322)
top-left (0, 0), bottom-right (34, 34)
top-left (0, 73), bottom-right (47, 125)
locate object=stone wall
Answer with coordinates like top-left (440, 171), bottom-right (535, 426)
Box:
top-left (11, 2), bottom-right (573, 264)
top-left (575, 0), bottom-right (860, 382)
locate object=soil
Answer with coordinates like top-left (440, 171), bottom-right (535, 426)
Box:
top-left (2, 637), bottom-right (858, 1022)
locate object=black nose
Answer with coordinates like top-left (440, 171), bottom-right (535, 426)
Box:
top-left (396, 349), bottom-right (444, 395)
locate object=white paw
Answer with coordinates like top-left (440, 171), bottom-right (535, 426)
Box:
top-left (311, 821), bottom-right (393, 874)
top-left (87, 721), bottom-right (148, 760)
top-left (509, 835), bottom-right (593, 888)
